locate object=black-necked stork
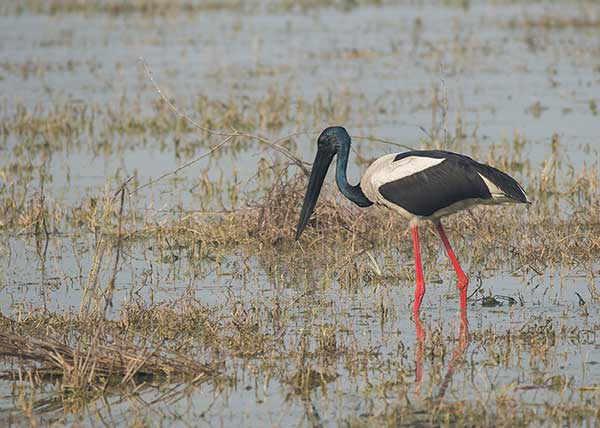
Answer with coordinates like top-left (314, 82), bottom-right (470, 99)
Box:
top-left (295, 126), bottom-right (530, 314)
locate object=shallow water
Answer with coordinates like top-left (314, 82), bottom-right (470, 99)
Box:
top-left (1, 0), bottom-right (599, 426)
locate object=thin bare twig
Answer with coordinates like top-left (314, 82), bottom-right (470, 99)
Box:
top-left (352, 135), bottom-right (414, 151)
top-left (134, 57), bottom-right (311, 193)
top-left (129, 134), bottom-right (234, 196)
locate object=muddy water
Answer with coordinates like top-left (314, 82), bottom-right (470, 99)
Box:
top-left (1, 1), bottom-right (599, 426)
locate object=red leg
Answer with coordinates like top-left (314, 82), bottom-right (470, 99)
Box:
top-left (434, 220), bottom-right (468, 310)
top-left (412, 225), bottom-right (425, 314)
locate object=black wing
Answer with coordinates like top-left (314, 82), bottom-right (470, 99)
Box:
top-left (379, 151), bottom-right (527, 217)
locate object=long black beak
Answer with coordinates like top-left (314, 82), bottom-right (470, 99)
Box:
top-left (295, 150), bottom-right (335, 240)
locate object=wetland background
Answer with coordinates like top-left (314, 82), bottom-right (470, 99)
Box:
top-left (1, 0), bottom-right (599, 426)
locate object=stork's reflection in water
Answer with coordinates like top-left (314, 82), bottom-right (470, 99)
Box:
top-left (414, 308), bottom-right (469, 400)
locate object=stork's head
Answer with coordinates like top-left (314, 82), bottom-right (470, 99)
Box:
top-left (316, 126), bottom-right (350, 154)
top-left (295, 126), bottom-right (351, 240)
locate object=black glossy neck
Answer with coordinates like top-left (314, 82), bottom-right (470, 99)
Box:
top-left (335, 141), bottom-right (373, 208)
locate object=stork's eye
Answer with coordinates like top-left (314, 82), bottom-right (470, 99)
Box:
top-left (317, 136), bottom-right (331, 149)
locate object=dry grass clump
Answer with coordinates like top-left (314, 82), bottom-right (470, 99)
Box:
top-left (0, 308), bottom-right (225, 424)
top-left (0, 325), bottom-right (220, 392)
